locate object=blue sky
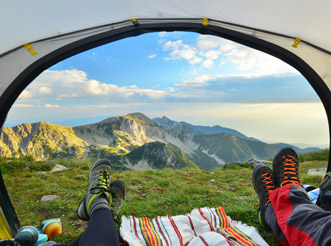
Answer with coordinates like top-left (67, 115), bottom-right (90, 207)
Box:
top-left (6, 32), bottom-right (329, 147)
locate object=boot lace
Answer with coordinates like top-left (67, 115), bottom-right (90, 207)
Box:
top-left (90, 168), bottom-right (111, 194)
top-left (262, 172), bottom-right (275, 205)
top-left (281, 155), bottom-right (302, 187)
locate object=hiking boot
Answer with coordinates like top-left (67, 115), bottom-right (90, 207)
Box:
top-left (77, 159), bottom-right (112, 221)
top-left (252, 165), bottom-right (276, 228)
top-left (109, 180), bottom-right (127, 220)
top-left (272, 148), bottom-right (302, 188)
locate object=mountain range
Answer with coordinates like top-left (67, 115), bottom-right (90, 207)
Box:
top-left (0, 113), bottom-right (320, 170)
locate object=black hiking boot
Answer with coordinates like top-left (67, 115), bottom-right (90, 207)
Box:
top-left (272, 148), bottom-right (302, 188)
top-left (77, 159), bottom-right (112, 221)
top-left (252, 165), bottom-right (276, 228)
top-left (109, 180), bottom-right (127, 220)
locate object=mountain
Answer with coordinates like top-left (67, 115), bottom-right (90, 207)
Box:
top-left (192, 134), bottom-right (281, 167)
top-left (0, 112), bottom-right (322, 170)
top-left (0, 122), bottom-right (88, 159)
top-left (275, 143), bottom-right (321, 154)
top-left (153, 116), bottom-right (261, 142)
top-left (101, 142), bottom-right (198, 171)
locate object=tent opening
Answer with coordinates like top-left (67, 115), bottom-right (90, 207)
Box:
top-left (1, 29), bottom-right (329, 243)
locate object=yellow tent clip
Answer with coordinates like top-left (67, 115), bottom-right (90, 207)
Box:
top-left (292, 38), bottom-right (301, 48)
top-left (130, 18), bottom-right (138, 25)
top-left (24, 43), bottom-right (37, 56)
top-left (202, 18), bottom-right (208, 26)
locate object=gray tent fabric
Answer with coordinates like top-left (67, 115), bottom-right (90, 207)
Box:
top-left (0, 0), bottom-right (330, 238)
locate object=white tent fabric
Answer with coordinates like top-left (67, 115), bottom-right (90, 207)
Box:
top-left (1, 0), bottom-right (331, 54)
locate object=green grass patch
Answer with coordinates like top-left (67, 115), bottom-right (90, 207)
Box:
top-left (1, 157), bottom-right (328, 245)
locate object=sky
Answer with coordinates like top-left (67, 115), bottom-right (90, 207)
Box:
top-left (5, 32), bottom-right (329, 147)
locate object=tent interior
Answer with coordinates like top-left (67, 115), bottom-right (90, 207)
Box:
top-left (0, 0), bottom-right (330, 241)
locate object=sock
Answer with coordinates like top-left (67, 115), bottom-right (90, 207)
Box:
top-left (90, 193), bottom-right (111, 216)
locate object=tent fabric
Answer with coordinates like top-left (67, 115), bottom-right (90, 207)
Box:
top-left (1, 0), bottom-right (331, 55)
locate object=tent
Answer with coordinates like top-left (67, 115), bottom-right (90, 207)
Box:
top-left (0, 0), bottom-right (330, 239)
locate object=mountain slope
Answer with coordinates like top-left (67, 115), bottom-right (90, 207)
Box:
top-left (153, 116), bottom-right (260, 142)
top-left (0, 122), bottom-right (88, 159)
top-left (193, 133), bottom-right (280, 165)
top-left (123, 142), bottom-right (198, 170)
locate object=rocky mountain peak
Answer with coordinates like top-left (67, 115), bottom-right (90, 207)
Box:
top-left (153, 116), bottom-right (182, 130)
top-left (125, 112), bottom-right (156, 126)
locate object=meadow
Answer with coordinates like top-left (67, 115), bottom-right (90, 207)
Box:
top-left (0, 151), bottom-right (328, 245)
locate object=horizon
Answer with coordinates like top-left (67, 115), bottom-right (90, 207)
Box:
top-left (3, 112), bottom-right (328, 149)
top-left (4, 31), bottom-right (329, 147)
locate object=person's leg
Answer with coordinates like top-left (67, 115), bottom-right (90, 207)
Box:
top-left (254, 148), bottom-right (331, 246)
top-left (71, 208), bottom-right (119, 246)
top-left (267, 184), bottom-right (331, 246)
top-left (70, 159), bottom-right (127, 246)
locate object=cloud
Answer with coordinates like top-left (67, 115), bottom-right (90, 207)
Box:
top-left (44, 104), bottom-right (60, 108)
top-left (18, 90), bottom-right (32, 99)
top-left (148, 54), bottom-right (157, 58)
top-left (12, 104), bottom-right (38, 108)
top-left (38, 86), bottom-right (52, 94)
top-left (161, 34), bottom-right (298, 76)
top-left (202, 59), bottom-right (214, 69)
top-left (163, 40), bottom-right (202, 64)
top-left (18, 69), bottom-right (181, 105)
top-left (176, 75), bottom-right (210, 88)
top-left (16, 68), bottom-right (317, 111)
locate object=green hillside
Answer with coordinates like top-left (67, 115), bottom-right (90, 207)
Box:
top-left (193, 133), bottom-right (281, 163)
top-left (92, 141), bottom-right (198, 170)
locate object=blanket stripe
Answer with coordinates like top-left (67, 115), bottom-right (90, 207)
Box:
top-left (215, 207), bottom-right (258, 246)
top-left (199, 209), bottom-right (214, 231)
top-left (188, 216), bottom-right (197, 237)
top-left (160, 217), bottom-right (173, 246)
top-left (168, 216), bottom-right (183, 246)
top-left (155, 217), bottom-right (169, 246)
top-left (199, 235), bottom-right (209, 246)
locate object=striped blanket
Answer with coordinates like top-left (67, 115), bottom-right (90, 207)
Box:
top-left (120, 207), bottom-right (268, 246)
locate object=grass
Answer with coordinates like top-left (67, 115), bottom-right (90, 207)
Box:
top-left (0, 156), bottom-right (328, 245)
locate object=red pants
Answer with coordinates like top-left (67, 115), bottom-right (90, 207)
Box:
top-left (265, 185), bottom-right (331, 246)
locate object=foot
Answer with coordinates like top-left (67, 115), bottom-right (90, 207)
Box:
top-left (109, 180), bottom-right (127, 220)
top-left (252, 165), bottom-right (276, 228)
top-left (272, 148), bottom-right (302, 188)
top-left (77, 159), bottom-right (112, 221)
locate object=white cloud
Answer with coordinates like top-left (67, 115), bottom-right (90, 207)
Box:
top-left (57, 93), bottom-right (78, 101)
top-left (18, 90), bottom-right (32, 99)
top-left (202, 59), bottom-right (214, 69)
top-left (45, 104), bottom-right (60, 108)
top-left (176, 75), bottom-right (211, 88)
top-left (161, 34), bottom-right (298, 76)
top-left (148, 54), bottom-right (157, 58)
top-left (21, 69), bottom-right (176, 104)
top-left (163, 40), bottom-right (202, 64)
top-left (12, 104), bottom-right (38, 108)
top-left (38, 86), bottom-right (52, 94)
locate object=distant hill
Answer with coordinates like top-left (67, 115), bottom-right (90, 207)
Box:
top-left (153, 116), bottom-right (261, 142)
top-left (0, 112), bottom-right (321, 170)
top-left (101, 142), bottom-right (198, 171)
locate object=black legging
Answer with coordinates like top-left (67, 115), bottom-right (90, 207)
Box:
top-left (70, 208), bottom-right (119, 246)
